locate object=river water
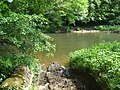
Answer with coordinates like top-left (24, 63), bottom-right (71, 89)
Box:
top-left (36, 32), bottom-right (120, 68)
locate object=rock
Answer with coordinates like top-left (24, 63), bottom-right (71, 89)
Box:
top-left (38, 83), bottom-right (49, 90)
top-left (61, 65), bottom-right (65, 69)
top-left (70, 86), bottom-right (76, 90)
top-left (38, 70), bottom-right (47, 85)
top-left (46, 72), bottom-right (58, 83)
top-left (39, 70), bottom-right (46, 79)
top-left (63, 68), bottom-right (70, 77)
top-left (0, 65), bottom-right (33, 90)
top-left (38, 85), bottom-right (46, 90)
top-left (47, 63), bottom-right (70, 77)
top-left (38, 63), bottom-right (78, 90)
top-left (45, 83), bottom-right (49, 88)
top-left (112, 30), bottom-right (120, 33)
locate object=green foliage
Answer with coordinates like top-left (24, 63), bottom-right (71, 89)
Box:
top-left (109, 16), bottom-right (120, 25)
top-left (7, 0), bottom-right (120, 32)
top-left (0, 12), bottom-right (55, 54)
top-left (0, 86), bottom-right (17, 90)
top-left (88, 0), bottom-right (120, 21)
top-left (0, 11), bottom-right (55, 84)
top-left (0, 1), bottom-right (9, 15)
top-left (0, 5), bottom-right (55, 88)
top-left (94, 25), bottom-right (120, 31)
top-left (0, 0), bottom-right (56, 89)
top-left (6, 0), bottom-right (120, 32)
top-left (9, 0), bottom-right (53, 14)
top-left (45, 0), bottom-right (88, 32)
top-left (0, 55), bottom-right (40, 84)
top-left (8, 0), bottom-right (88, 33)
top-left (69, 42), bottom-right (120, 90)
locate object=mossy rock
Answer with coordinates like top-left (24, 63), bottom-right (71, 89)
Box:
top-left (0, 76), bottom-right (24, 89)
top-left (0, 65), bottom-right (33, 90)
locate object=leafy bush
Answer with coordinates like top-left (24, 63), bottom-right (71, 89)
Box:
top-left (0, 1), bottom-right (9, 15)
top-left (48, 0), bottom-right (88, 32)
top-left (0, 12), bottom-right (55, 86)
top-left (9, 0), bottom-right (88, 33)
top-left (69, 42), bottom-right (120, 90)
top-left (94, 25), bottom-right (120, 31)
top-left (109, 16), bottom-right (120, 25)
top-left (0, 12), bottom-right (54, 54)
top-left (88, 0), bottom-right (119, 22)
top-left (7, 0), bottom-right (120, 32)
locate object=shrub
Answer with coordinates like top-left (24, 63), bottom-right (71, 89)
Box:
top-left (109, 16), bottom-right (120, 25)
top-left (0, 12), bottom-right (55, 86)
top-left (94, 25), bottom-right (120, 31)
top-left (9, 0), bottom-right (88, 33)
top-left (69, 42), bottom-right (120, 90)
top-left (0, 12), bottom-right (54, 54)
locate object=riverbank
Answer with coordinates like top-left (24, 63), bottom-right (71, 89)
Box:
top-left (71, 30), bottom-right (100, 33)
top-left (38, 63), bottom-right (102, 90)
top-left (71, 30), bottom-right (120, 34)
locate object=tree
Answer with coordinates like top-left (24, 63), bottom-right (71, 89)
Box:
top-left (45, 0), bottom-right (88, 32)
top-left (88, 0), bottom-right (120, 22)
top-left (8, 0), bottom-right (88, 32)
top-left (0, 0), bottom-right (55, 84)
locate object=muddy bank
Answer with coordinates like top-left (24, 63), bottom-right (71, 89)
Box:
top-left (38, 63), bottom-right (102, 90)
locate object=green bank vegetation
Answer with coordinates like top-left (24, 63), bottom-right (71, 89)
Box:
top-left (0, 0), bottom-right (55, 89)
top-left (1, 0), bottom-right (119, 33)
top-left (94, 16), bottom-right (120, 31)
top-left (94, 25), bottom-right (120, 31)
top-left (69, 42), bottom-right (120, 90)
top-left (0, 0), bottom-right (120, 89)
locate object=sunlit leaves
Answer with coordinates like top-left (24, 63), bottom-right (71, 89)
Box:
top-left (0, 1), bottom-right (9, 15)
top-left (88, 0), bottom-right (120, 21)
top-left (70, 42), bottom-right (120, 90)
top-left (0, 12), bottom-right (55, 55)
top-left (94, 25), bottom-right (120, 31)
top-left (8, 0), bottom-right (89, 32)
top-left (7, 0), bottom-right (13, 3)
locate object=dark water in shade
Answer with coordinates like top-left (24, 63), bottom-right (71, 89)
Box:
top-left (36, 32), bottom-right (120, 68)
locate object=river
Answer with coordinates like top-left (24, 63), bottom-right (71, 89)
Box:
top-left (36, 32), bottom-right (120, 68)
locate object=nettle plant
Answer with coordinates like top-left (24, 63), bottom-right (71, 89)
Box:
top-left (70, 42), bottom-right (120, 90)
